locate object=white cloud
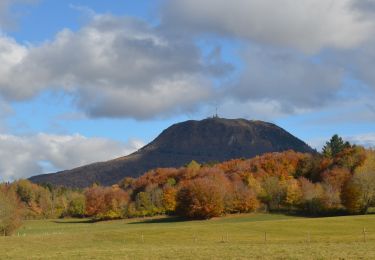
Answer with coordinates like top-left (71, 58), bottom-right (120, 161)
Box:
top-left (0, 1), bottom-right (374, 122)
top-left (162, 0), bottom-right (375, 118)
top-left (204, 98), bottom-right (287, 121)
top-left (0, 35), bottom-right (29, 99)
top-left (0, 14), bottom-right (228, 119)
top-left (347, 133), bottom-right (375, 148)
top-left (225, 46), bottom-right (343, 112)
top-left (331, 39), bottom-right (375, 92)
top-left (164, 0), bottom-right (375, 53)
top-left (0, 133), bottom-right (144, 181)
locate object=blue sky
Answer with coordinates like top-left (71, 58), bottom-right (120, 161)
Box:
top-left (1, 0), bottom-right (375, 180)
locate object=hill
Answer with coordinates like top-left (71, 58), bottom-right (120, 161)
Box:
top-left (29, 118), bottom-right (314, 187)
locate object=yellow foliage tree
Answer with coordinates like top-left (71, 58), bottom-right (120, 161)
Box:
top-left (285, 179), bottom-right (302, 207)
top-left (342, 150), bottom-right (375, 214)
top-left (162, 187), bottom-right (177, 213)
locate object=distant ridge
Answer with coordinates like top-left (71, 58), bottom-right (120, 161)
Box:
top-left (29, 118), bottom-right (314, 188)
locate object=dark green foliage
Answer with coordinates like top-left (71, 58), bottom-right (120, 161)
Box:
top-left (322, 134), bottom-right (351, 158)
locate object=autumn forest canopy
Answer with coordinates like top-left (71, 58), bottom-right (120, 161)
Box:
top-left (1, 135), bottom-right (375, 236)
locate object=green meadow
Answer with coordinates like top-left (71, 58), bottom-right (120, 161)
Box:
top-left (1, 214), bottom-right (375, 259)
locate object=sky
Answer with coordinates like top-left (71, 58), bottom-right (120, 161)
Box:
top-left (1, 0), bottom-right (375, 181)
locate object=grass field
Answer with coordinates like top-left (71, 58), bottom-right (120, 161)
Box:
top-left (1, 214), bottom-right (375, 259)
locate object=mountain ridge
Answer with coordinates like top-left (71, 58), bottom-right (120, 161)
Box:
top-left (29, 117), bottom-right (314, 187)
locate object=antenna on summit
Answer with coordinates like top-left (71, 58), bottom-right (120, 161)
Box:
top-left (213, 106), bottom-right (219, 118)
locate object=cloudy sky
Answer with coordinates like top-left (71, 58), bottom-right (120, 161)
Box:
top-left (1, 0), bottom-right (375, 181)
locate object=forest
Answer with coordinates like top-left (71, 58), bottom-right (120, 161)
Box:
top-left (1, 135), bottom-right (375, 236)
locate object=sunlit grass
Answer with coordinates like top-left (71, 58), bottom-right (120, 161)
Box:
top-left (1, 214), bottom-right (375, 259)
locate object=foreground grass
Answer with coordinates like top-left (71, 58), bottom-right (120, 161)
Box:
top-left (1, 214), bottom-right (375, 259)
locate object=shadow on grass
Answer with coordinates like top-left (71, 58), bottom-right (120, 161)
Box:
top-left (269, 209), bottom-right (353, 218)
top-left (53, 216), bottom-right (190, 225)
top-left (53, 219), bottom-right (99, 224)
top-left (128, 216), bottom-right (189, 224)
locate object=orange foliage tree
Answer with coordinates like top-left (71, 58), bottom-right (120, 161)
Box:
top-left (85, 185), bottom-right (129, 219)
top-left (176, 176), bottom-right (228, 219)
top-left (0, 185), bottom-right (23, 236)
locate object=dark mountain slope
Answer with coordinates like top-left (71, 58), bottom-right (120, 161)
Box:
top-left (29, 118), bottom-right (314, 187)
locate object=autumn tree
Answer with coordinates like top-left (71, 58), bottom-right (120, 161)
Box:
top-left (342, 150), bottom-right (375, 214)
top-left (182, 160), bottom-right (201, 179)
top-left (284, 179), bottom-right (302, 208)
top-left (12, 180), bottom-right (57, 219)
top-left (85, 186), bottom-right (105, 217)
top-left (64, 192), bottom-right (86, 218)
top-left (146, 185), bottom-right (164, 212)
top-left (176, 177), bottom-right (227, 219)
top-left (162, 186), bottom-right (177, 213)
top-left (334, 146), bottom-right (366, 172)
top-left (299, 178), bottom-right (324, 214)
top-left (228, 182), bottom-right (259, 213)
top-left (0, 187), bottom-right (22, 236)
top-left (321, 168), bottom-right (351, 209)
top-left (85, 185), bottom-right (129, 219)
top-left (102, 186), bottom-right (129, 219)
top-left (15, 179), bottom-right (36, 205)
top-left (135, 192), bottom-right (153, 216)
top-left (245, 175), bottom-right (263, 195)
top-left (260, 176), bottom-right (286, 211)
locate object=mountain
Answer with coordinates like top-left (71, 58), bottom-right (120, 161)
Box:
top-left (29, 118), bottom-right (314, 188)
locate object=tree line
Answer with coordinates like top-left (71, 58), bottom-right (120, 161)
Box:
top-left (1, 135), bottom-right (375, 236)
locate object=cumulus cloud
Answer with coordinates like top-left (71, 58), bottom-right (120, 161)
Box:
top-left (0, 98), bottom-right (13, 132)
top-left (0, 1), bottom-right (374, 122)
top-left (347, 133), bottom-right (375, 148)
top-left (0, 133), bottom-right (144, 181)
top-left (331, 40), bottom-right (375, 91)
top-left (164, 0), bottom-right (375, 53)
top-left (353, 0), bottom-right (375, 13)
top-left (226, 46), bottom-right (343, 112)
top-left (203, 98), bottom-right (287, 121)
top-left (161, 0), bottom-right (375, 117)
top-left (0, 14), bottom-right (229, 119)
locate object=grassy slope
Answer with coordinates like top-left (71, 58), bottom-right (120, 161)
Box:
top-left (1, 214), bottom-right (375, 259)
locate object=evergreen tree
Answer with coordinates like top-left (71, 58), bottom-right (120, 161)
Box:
top-left (322, 134), bottom-right (351, 158)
